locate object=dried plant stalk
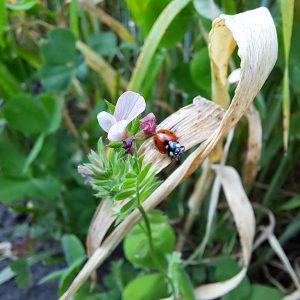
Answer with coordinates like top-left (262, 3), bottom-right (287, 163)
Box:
top-left (80, 0), bottom-right (135, 43)
top-left (60, 7), bottom-right (277, 300)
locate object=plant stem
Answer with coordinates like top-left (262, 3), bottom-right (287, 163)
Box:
top-left (135, 172), bottom-right (176, 298)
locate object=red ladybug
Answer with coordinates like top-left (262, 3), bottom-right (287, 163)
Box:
top-left (153, 129), bottom-right (185, 161)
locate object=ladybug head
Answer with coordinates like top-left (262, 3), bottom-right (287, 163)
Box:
top-left (166, 141), bottom-right (185, 161)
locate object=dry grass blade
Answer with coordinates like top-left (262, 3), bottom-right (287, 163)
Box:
top-left (253, 205), bottom-right (300, 297)
top-left (268, 234), bottom-right (300, 291)
top-left (80, 0), bottom-right (135, 42)
top-left (189, 129), bottom-right (234, 260)
top-left (194, 165), bottom-right (255, 299)
top-left (139, 97), bottom-right (225, 173)
top-left (76, 41), bottom-right (128, 97)
top-left (60, 8), bottom-right (277, 299)
top-left (243, 104), bottom-right (262, 186)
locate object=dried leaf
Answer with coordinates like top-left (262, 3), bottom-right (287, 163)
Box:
top-left (243, 104), bottom-right (262, 186)
top-left (138, 96), bottom-right (225, 173)
top-left (194, 165), bottom-right (255, 299)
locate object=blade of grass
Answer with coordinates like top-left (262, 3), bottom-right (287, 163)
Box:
top-left (70, 0), bottom-right (79, 38)
top-left (128, 0), bottom-right (192, 92)
top-left (281, 0), bottom-right (294, 150)
top-left (0, 0), bottom-right (6, 46)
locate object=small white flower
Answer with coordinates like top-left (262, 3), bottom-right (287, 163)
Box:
top-left (97, 91), bottom-right (146, 141)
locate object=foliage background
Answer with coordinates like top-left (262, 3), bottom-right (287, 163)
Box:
top-left (0, 0), bottom-right (299, 299)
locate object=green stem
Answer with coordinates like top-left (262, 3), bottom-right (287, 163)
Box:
top-left (135, 171), bottom-right (176, 297)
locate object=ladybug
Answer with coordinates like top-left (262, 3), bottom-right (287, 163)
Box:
top-left (153, 129), bottom-right (185, 161)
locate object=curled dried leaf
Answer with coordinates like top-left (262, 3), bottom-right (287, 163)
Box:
top-left (194, 165), bottom-right (255, 299)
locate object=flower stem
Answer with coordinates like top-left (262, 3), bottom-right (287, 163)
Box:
top-left (135, 172), bottom-right (176, 297)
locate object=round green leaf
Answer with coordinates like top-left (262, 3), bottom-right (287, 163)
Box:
top-left (3, 94), bottom-right (49, 135)
top-left (123, 273), bottom-right (168, 300)
top-left (124, 210), bottom-right (175, 269)
top-left (40, 28), bottom-right (76, 65)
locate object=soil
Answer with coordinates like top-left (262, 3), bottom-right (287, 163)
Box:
top-left (0, 203), bottom-right (64, 300)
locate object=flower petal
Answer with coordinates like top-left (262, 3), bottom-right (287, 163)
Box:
top-left (114, 91), bottom-right (146, 122)
top-left (97, 112), bottom-right (116, 132)
top-left (107, 120), bottom-right (128, 141)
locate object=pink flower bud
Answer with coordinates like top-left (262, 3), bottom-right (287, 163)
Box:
top-left (122, 136), bottom-right (135, 155)
top-left (139, 113), bottom-right (156, 136)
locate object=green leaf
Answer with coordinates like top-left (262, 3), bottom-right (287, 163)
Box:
top-left (115, 189), bottom-right (136, 201)
top-left (123, 273), bottom-right (168, 300)
top-left (190, 47), bottom-right (211, 97)
top-left (39, 93), bottom-right (61, 133)
top-left (0, 134), bottom-right (26, 177)
top-left (13, 176), bottom-right (59, 202)
top-left (279, 195), bottom-right (300, 210)
top-left (61, 234), bottom-right (86, 266)
top-left (40, 28), bottom-right (76, 65)
top-left (138, 162), bottom-right (152, 183)
top-left (134, 0), bottom-right (193, 48)
top-left (22, 133), bottom-right (45, 174)
top-left (210, 257), bottom-right (251, 300)
top-left (39, 64), bottom-right (73, 92)
top-left (108, 141), bottom-right (123, 148)
top-left (70, 0), bottom-right (79, 38)
top-left (58, 257), bottom-right (85, 296)
top-left (128, 0), bottom-right (192, 91)
top-left (38, 269), bottom-right (66, 285)
top-left (105, 99), bottom-right (116, 113)
top-left (10, 258), bottom-right (32, 288)
top-left (124, 210), bottom-right (175, 268)
top-left (6, 0), bottom-right (37, 11)
top-left (247, 284), bottom-right (283, 299)
top-left (88, 32), bottom-right (117, 56)
top-left (0, 63), bottom-right (22, 97)
top-left (177, 268), bottom-right (195, 300)
top-left (3, 94), bottom-right (49, 135)
top-left (0, 0), bottom-right (6, 46)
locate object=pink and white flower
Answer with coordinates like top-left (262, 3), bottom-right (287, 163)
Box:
top-left (97, 91), bottom-right (146, 141)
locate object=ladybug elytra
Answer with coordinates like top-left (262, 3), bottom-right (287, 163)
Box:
top-left (153, 129), bottom-right (185, 161)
